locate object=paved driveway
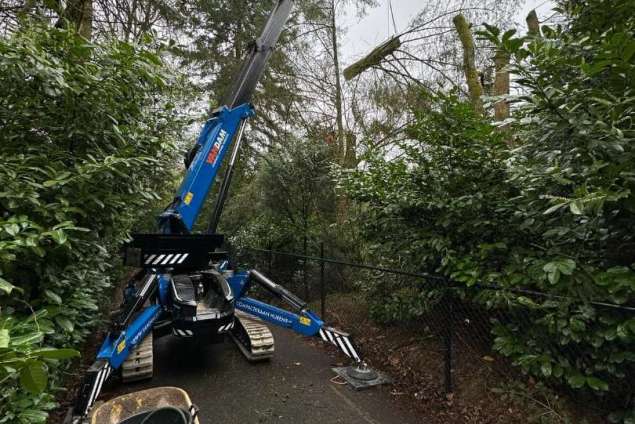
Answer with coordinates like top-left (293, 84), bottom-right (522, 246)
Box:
top-left (106, 326), bottom-right (421, 424)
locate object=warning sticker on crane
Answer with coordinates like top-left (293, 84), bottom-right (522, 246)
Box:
top-left (319, 327), bottom-right (361, 362)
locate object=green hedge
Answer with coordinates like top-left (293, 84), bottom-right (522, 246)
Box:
top-left (0, 25), bottom-right (181, 422)
top-left (341, 0), bottom-right (634, 420)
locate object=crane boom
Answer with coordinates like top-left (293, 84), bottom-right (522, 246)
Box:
top-left (223, 0), bottom-right (293, 109)
top-left (159, 0), bottom-right (293, 234)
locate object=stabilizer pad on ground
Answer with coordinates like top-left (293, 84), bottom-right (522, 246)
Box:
top-left (332, 364), bottom-right (392, 390)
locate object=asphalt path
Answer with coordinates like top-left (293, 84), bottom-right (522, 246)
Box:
top-left (106, 325), bottom-right (421, 424)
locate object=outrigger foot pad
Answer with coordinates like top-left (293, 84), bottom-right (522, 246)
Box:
top-left (332, 362), bottom-right (392, 390)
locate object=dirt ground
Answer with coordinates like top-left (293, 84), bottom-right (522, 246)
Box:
top-left (315, 294), bottom-right (605, 424)
top-left (312, 294), bottom-right (529, 423)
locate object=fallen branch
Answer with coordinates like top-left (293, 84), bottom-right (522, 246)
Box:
top-left (343, 36), bottom-right (401, 81)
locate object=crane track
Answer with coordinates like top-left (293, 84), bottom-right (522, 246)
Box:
top-left (230, 311), bottom-right (274, 361)
top-left (121, 333), bottom-right (153, 383)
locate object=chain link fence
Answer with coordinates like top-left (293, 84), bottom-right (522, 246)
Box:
top-left (235, 244), bottom-right (635, 416)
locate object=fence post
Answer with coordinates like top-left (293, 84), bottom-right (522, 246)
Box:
top-left (320, 242), bottom-right (326, 320)
top-left (267, 242), bottom-right (273, 276)
top-left (444, 292), bottom-right (454, 394)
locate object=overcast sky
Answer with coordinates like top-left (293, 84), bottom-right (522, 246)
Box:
top-left (339, 0), bottom-right (556, 65)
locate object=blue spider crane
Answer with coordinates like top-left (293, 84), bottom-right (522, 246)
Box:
top-left (67, 2), bottom-right (362, 422)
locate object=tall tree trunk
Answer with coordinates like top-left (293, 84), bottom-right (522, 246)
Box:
top-left (329, 1), bottom-right (351, 224)
top-left (493, 49), bottom-right (510, 122)
top-left (344, 131), bottom-right (357, 168)
top-left (453, 14), bottom-right (483, 114)
top-left (330, 0), bottom-right (345, 162)
top-left (58, 0), bottom-right (92, 39)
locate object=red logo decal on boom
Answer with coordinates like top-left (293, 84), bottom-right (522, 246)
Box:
top-left (206, 129), bottom-right (228, 165)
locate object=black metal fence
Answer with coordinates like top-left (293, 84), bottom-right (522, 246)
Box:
top-left (236, 244), bottom-right (635, 412)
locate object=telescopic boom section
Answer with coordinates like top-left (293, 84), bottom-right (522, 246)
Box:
top-left (222, 0), bottom-right (294, 109)
top-left (160, 0), bottom-right (294, 234)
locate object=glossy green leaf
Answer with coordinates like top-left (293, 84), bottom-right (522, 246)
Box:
top-left (18, 410), bottom-right (49, 423)
top-left (33, 348), bottom-right (79, 360)
top-left (49, 229), bottom-right (68, 245)
top-left (586, 376), bottom-right (609, 391)
top-left (20, 360), bottom-right (48, 394)
top-left (11, 332), bottom-right (44, 346)
top-left (0, 277), bottom-right (16, 294)
top-left (0, 329), bottom-right (9, 348)
top-left (44, 290), bottom-right (62, 305)
top-left (55, 316), bottom-right (74, 333)
top-left (567, 374), bottom-right (586, 389)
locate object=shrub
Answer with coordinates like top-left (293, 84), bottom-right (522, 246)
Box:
top-left (340, 92), bottom-right (513, 320)
top-left (481, 0), bottom-right (635, 414)
top-left (0, 24), bottom-right (181, 422)
top-left (341, 0), bottom-right (635, 419)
